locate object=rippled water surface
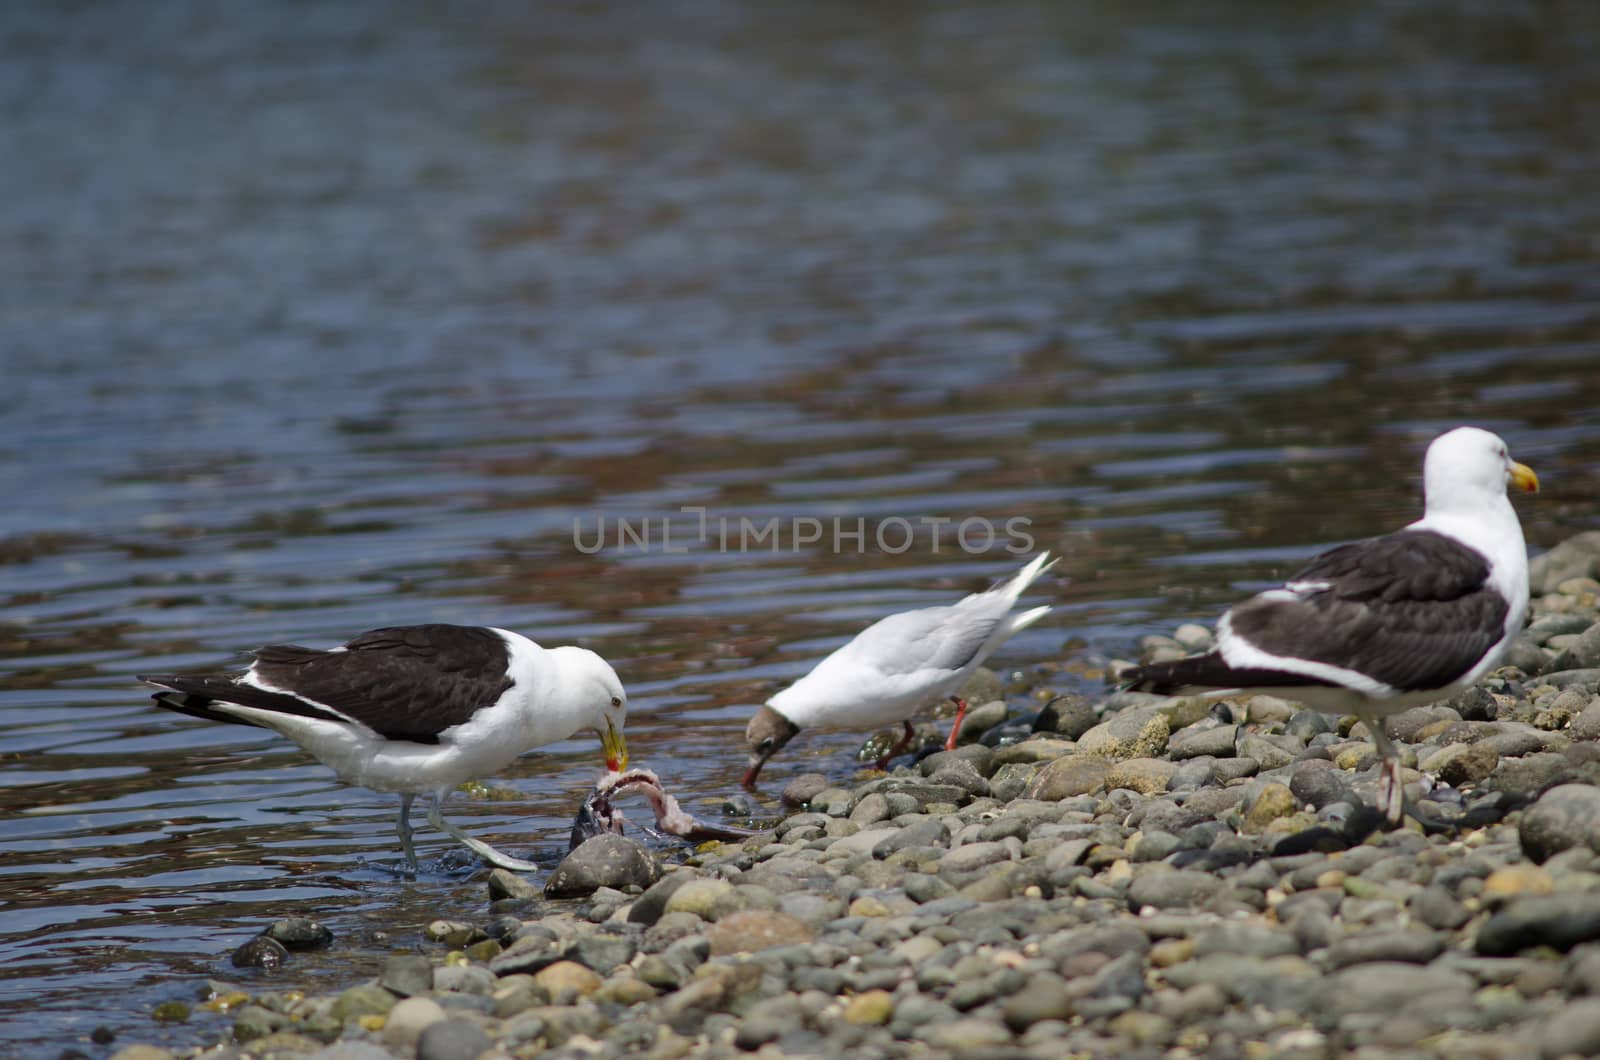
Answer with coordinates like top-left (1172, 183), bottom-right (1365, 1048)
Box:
top-left (5, 1), bottom-right (1600, 1054)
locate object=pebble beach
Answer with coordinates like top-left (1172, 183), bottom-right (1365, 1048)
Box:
top-left (101, 530), bottom-right (1600, 1060)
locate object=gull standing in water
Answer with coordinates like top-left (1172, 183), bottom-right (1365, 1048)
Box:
top-left (142, 623), bottom-right (627, 871)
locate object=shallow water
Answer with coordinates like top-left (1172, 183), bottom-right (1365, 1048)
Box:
top-left (4, 0), bottom-right (1600, 1054)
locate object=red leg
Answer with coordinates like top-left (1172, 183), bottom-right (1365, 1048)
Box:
top-left (944, 697), bottom-right (968, 752)
top-left (876, 720), bottom-right (916, 771)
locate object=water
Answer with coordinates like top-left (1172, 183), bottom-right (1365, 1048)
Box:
top-left (3, 0), bottom-right (1600, 1054)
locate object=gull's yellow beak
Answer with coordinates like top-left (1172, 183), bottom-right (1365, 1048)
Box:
top-left (601, 720), bottom-right (628, 773)
top-left (1510, 461), bottom-right (1540, 493)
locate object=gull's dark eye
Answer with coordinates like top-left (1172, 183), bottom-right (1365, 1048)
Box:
top-left (611, 696), bottom-right (622, 708)
top-left (758, 737), bottom-right (775, 754)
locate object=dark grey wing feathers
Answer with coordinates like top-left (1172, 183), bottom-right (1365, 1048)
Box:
top-left (1228, 529), bottom-right (1508, 692)
top-left (145, 624), bottom-right (514, 744)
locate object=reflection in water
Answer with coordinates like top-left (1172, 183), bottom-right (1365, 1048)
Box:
top-left (3, 0), bottom-right (1600, 1054)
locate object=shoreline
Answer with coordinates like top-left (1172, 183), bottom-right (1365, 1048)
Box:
top-left (110, 531), bottom-right (1600, 1060)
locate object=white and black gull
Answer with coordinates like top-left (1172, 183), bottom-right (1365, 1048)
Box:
top-left (742, 552), bottom-right (1058, 789)
top-left (141, 623), bottom-right (628, 872)
top-left (1123, 426), bottom-right (1538, 824)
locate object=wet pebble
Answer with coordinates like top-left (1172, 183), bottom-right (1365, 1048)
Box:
top-left (230, 936), bottom-right (289, 970)
top-left (544, 833), bottom-right (660, 898)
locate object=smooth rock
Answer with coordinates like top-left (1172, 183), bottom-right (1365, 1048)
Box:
top-left (1519, 783), bottom-right (1600, 863)
top-left (382, 997), bottom-right (447, 1051)
top-left (1127, 869), bottom-right (1221, 911)
top-left (1023, 756), bottom-right (1111, 800)
top-left (1105, 757), bottom-right (1178, 794)
top-left (1238, 733), bottom-right (1296, 770)
top-left (1318, 962), bottom-right (1474, 1017)
top-left (705, 910), bottom-right (813, 955)
top-left (1540, 997), bottom-right (1600, 1059)
top-left (627, 872), bottom-right (691, 927)
top-left (544, 834), bottom-right (660, 898)
top-left (663, 878), bottom-right (734, 921)
top-left (380, 954), bottom-right (435, 998)
top-left (331, 984), bottom-right (396, 1022)
top-left (416, 1018), bottom-right (491, 1060)
top-left (844, 989), bottom-right (894, 1025)
top-left (1036, 696), bottom-right (1099, 740)
top-left (1002, 973), bottom-right (1074, 1031)
top-left (533, 961), bottom-right (603, 1000)
top-left (264, 917), bottom-right (332, 951)
top-left (1482, 864), bottom-right (1556, 903)
top-left (231, 936), bottom-right (289, 970)
top-left (1423, 743), bottom-right (1501, 786)
top-left (1324, 930), bottom-right (1444, 969)
top-left (1477, 894), bottom-right (1600, 955)
top-left (486, 868), bottom-right (541, 902)
top-left (1078, 707), bottom-right (1170, 760)
top-left (782, 773), bottom-right (831, 807)
top-left (1243, 782), bottom-right (1297, 832)
top-left (1168, 724), bottom-right (1237, 760)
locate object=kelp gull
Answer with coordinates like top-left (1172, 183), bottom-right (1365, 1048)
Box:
top-left (1124, 426), bottom-right (1538, 823)
top-left (141, 623), bottom-right (627, 872)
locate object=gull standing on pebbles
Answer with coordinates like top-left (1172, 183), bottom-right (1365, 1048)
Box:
top-left (141, 624), bottom-right (627, 872)
top-left (742, 553), bottom-right (1059, 789)
top-left (1123, 427), bottom-right (1538, 825)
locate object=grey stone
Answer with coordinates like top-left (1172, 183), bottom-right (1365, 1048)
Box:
top-left (380, 954), bottom-right (435, 998)
top-left (848, 793), bottom-right (891, 826)
top-left (1290, 762), bottom-right (1350, 809)
top-left (870, 818), bottom-right (949, 858)
top-left (928, 760), bottom-right (991, 798)
top-left (488, 934), bottom-right (565, 976)
top-left (1168, 724), bottom-right (1236, 760)
top-left (734, 996), bottom-right (804, 1050)
top-left (627, 872), bottom-right (691, 926)
top-left (1325, 930), bottom-right (1444, 969)
top-left (1078, 706), bottom-right (1170, 760)
top-left (566, 933), bottom-right (636, 974)
top-left (1126, 869), bottom-right (1221, 911)
top-left (1193, 923), bottom-right (1298, 960)
top-left (1549, 621), bottom-right (1600, 672)
top-left (1410, 886), bottom-right (1471, 931)
top-left (781, 773), bottom-right (831, 807)
top-left (416, 1018), bottom-right (491, 1060)
top-left (1477, 894), bottom-right (1600, 955)
top-left (1024, 756), bottom-right (1112, 800)
top-left (1528, 532), bottom-right (1600, 594)
top-left (486, 868), bottom-right (541, 902)
top-left (1285, 710), bottom-right (1333, 740)
top-left (230, 936), bottom-right (288, 970)
top-left (232, 1004), bottom-right (287, 1042)
top-left (1573, 699), bottom-right (1600, 742)
top-left (1036, 695), bottom-right (1099, 740)
top-left (989, 763), bottom-right (1038, 801)
top-left (264, 917), bottom-right (332, 951)
top-left (433, 964), bottom-right (494, 995)
top-left (1520, 783), bottom-right (1600, 862)
top-left (1238, 733), bottom-right (1296, 770)
top-left (1002, 973), bottom-right (1074, 1031)
top-left (939, 839), bottom-right (1017, 874)
top-left (1318, 962), bottom-right (1474, 1018)
top-left (1539, 997), bottom-right (1600, 1059)
top-left (545, 834), bottom-right (660, 898)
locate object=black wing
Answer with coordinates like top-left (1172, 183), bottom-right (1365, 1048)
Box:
top-left (144, 624), bottom-right (514, 743)
top-left (1225, 529), bottom-right (1508, 692)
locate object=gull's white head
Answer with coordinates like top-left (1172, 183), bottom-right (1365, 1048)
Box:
top-left (1423, 426), bottom-right (1539, 516)
top-left (551, 646), bottom-right (629, 771)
